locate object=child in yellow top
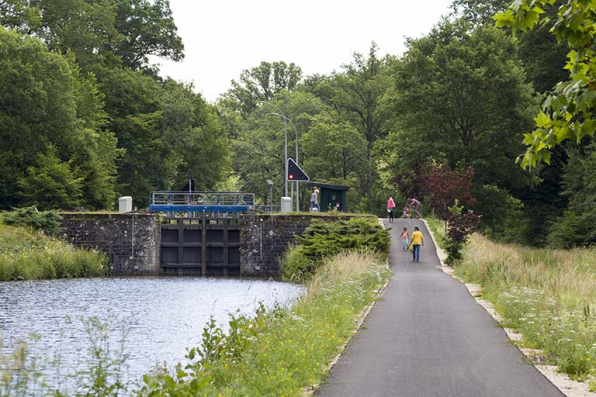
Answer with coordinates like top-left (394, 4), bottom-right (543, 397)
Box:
top-left (409, 225), bottom-right (424, 262)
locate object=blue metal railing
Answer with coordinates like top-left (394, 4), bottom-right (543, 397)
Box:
top-left (149, 191), bottom-right (255, 214)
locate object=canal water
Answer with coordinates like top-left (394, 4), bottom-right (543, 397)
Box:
top-left (0, 277), bottom-right (304, 389)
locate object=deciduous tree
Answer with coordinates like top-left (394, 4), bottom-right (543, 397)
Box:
top-left (424, 162), bottom-right (476, 220)
top-left (0, 27), bottom-right (118, 209)
top-left (387, 21), bottom-right (536, 231)
top-left (0, 0), bottom-right (184, 71)
top-left (495, 0), bottom-right (596, 169)
top-left (301, 115), bottom-right (367, 182)
top-left (321, 43), bottom-right (393, 196)
top-left (224, 61), bottom-right (302, 116)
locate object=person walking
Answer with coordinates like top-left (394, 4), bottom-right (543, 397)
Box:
top-left (310, 187), bottom-right (320, 212)
top-left (400, 227), bottom-right (409, 250)
top-left (387, 195), bottom-right (396, 222)
top-left (409, 225), bottom-right (424, 262)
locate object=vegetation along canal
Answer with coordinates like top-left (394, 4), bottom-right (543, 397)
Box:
top-left (0, 277), bottom-right (304, 386)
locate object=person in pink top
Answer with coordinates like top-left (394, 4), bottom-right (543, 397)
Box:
top-left (400, 227), bottom-right (410, 250)
top-left (387, 195), bottom-right (396, 222)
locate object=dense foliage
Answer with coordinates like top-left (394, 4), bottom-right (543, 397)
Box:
top-left (547, 143), bottom-right (596, 247)
top-left (0, 0), bottom-right (229, 210)
top-left (282, 217), bottom-right (390, 281)
top-left (2, 0), bottom-right (596, 247)
top-left (424, 163), bottom-right (476, 221)
top-left (495, 0), bottom-right (596, 169)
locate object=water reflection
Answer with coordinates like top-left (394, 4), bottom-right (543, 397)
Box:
top-left (0, 277), bottom-right (303, 384)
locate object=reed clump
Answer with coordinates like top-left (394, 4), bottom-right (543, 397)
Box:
top-left (0, 223), bottom-right (108, 281)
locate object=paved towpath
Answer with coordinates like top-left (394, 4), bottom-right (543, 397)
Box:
top-left (316, 218), bottom-right (564, 397)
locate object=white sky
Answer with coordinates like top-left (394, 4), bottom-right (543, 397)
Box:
top-left (152, 0), bottom-right (454, 102)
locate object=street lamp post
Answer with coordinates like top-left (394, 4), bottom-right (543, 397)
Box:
top-left (259, 101), bottom-right (289, 199)
top-left (271, 113), bottom-right (299, 211)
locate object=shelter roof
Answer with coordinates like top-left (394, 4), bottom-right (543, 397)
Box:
top-left (305, 182), bottom-right (350, 191)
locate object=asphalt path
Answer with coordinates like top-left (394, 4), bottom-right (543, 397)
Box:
top-left (315, 218), bottom-right (564, 397)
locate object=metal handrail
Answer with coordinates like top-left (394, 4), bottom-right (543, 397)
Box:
top-left (255, 205), bottom-right (282, 213)
top-left (149, 191), bottom-right (255, 211)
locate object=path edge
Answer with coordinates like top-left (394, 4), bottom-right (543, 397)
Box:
top-left (301, 220), bottom-right (393, 396)
top-left (422, 219), bottom-right (593, 397)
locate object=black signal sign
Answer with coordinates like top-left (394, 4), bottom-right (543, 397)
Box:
top-left (287, 158), bottom-right (309, 181)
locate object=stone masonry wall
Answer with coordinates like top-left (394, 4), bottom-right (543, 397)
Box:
top-left (239, 214), bottom-right (363, 276)
top-left (61, 213), bottom-right (161, 275)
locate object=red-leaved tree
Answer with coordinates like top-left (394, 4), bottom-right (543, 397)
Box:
top-left (424, 162), bottom-right (476, 220)
top-left (445, 201), bottom-right (481, 264)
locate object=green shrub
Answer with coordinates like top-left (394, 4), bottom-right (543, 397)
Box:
top-left (282, 217), bottom-right (390, 281)
top-left (2, 207), bottom-right (62, 235)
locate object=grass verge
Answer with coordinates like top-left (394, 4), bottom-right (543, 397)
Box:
top-left (425, 217), bottom-right (447, 250)
top-left (0, 223), bottom-right (108, 281)
top-left (140, 250), bottom-right (391, 396)
top-left (456, 233), bottom-right (596, 386)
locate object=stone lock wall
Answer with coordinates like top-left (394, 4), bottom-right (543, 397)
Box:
top-left (239, 214), bottom-right (361, 276)
top-left (61, 213), bottom-right (365, 277)
top-left (61, 213), bottom-right (161, 275)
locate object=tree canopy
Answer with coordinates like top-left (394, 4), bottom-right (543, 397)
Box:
top-left (495, 0), bottom-right (596, 169)
top-left (0, 1), bottom-right (229, 209)
top-left (3, 0), bottom-right (596, 249)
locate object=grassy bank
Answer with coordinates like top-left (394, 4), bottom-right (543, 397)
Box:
top-left (0, 223), bottom-right (108, 281)
top-left (425, 217), bottom-right (447, 250)
top-left (0, 216), bottom-right (388, 395)
top-left (455, 233), bottom-right (596, 386)
top-left (140, 250), bottom-right (391, 396)
top-left (1, 250), bottom-right (390, 396)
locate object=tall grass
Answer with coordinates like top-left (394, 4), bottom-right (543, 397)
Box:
top-left (139, 250), bottom-right (392, 396)
top-left (0, 224), bottom-right (108, 281)
top-left (456, 233), bottom-right (596, 384)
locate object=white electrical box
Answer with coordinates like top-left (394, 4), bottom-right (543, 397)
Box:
top-left (280, 196), bottom-right (292, 213)
top-left (118, 196), bottom-right (133, 213)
